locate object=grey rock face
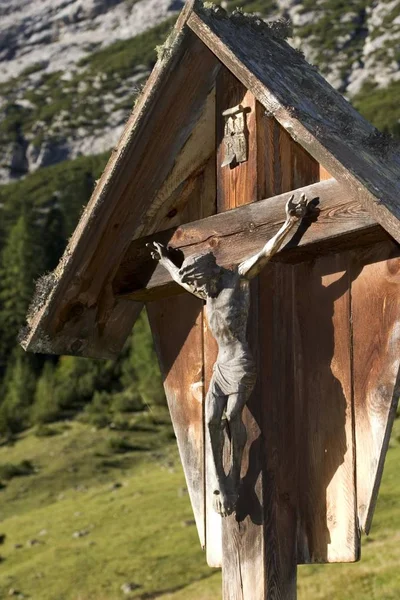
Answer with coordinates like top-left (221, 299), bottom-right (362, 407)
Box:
top-left (0, 0), bottom-right (181, 83)
top-left (281, 0), bottom-right (400, 95)
top-left (0, 0), bottom-right (178, 182)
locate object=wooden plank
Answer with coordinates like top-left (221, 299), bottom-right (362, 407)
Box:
top-left (221, 278), bottom-right (266, 599)
top-left (320, 165), bottom-right (333, 181)
top-left (188, 8), bottom-right (400, 245)
top-left (258, 264), bottom-right (297, 597)
top-left (216, 68), bottom-right (258, 210)
top-left (147, 294), bottom-right (206, 548)
top-left (113, 179), bottom-right (381, 301)
top-left (144, 88), bottom-right (216, 234)
top-left (293, 253), bottom-right (359, 563)
top-left (216, 81), bottom-right (266, 595)
top-left (213, 83), bottom-right (326, 595)
top-left (22, 27), bottom-right (220, 359)
top-left (252, 99), bottom-right (320, 598)
top-left (351, 240), bottom-right (400, 534)
top-left (212, 83), bottom-right (271, 580)
top-left (147, 86), bottom-right (217, 557)
top-left (292, 136), bottom-right (320, 190)
top-left (257, 115), bottom-right (319, 199)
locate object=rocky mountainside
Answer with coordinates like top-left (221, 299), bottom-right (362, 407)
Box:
top-left (0, 0), bottom-right (399, 183)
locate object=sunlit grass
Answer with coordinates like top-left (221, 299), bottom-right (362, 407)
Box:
top-left (0, 419), bottom-right (398, 599)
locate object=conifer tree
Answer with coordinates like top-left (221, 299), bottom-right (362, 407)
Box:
top-left (0, 348), bottom-right (36, 434)
top-left (41, 205), bottom-right (66, 272)
top-left (31, 361), bottom-right (59, 424)
top-left (122, 312), bottom-right (165, 407)
top-left (0, 205), bottom-right (43, 368)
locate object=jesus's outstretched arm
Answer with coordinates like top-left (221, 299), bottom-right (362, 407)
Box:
top-left (238, 193), bottom-right (308, 280)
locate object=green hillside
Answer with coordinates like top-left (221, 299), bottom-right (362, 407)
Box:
top-left (0, 416), bottom-right (399, 599)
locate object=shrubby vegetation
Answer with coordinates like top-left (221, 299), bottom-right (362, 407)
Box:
top-left (353, 79), bottom-right (400, 138)
top-left (0, 153), bottom-right (165, 439)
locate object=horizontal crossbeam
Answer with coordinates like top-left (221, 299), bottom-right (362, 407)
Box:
top-left (113, 179), bottom-right (382, 302)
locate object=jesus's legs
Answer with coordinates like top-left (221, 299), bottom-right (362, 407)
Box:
top-left (226, 388), bottom-right (251, 496)
top-left (206, 386), bottom-right (236, 516)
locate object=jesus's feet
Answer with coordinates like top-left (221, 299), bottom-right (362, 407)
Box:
top-left (213, 486), bottom-right (238, 517)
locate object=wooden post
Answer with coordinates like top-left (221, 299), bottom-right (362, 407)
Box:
top-left (213, 67), bottom-right (320, 599)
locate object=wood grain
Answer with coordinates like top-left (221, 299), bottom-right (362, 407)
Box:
top-left (258, 264), bottom-right (297, 598)
top-left (146, 83), bottom-right (217, 558)
top-left (216, 68), bottom-right (258, 210)
top-left (188, 8), bottom-right (400, 245)
top-left (22, 26), bottom-right (220, 358)
top-left (320, 165), bottom-right (333, 181)
top-left (144, 88), bottom-right (216, 234)
top-left (113, 179), bottom-right (380, 301)
top-left (252, 106), bottom-right (320, 598)
top-left (147, 294), bottom-right (206, 548)
top-left (214, 91), bottom-right (323, 598)
top-left (293, 254), bottom-right (359, 563)
top-left (215, 83), bottom-right (269, 592)
top-left (351, 240), bottom-right (400, 534)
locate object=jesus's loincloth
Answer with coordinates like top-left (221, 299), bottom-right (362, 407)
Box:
top-left (210, 357), bottom-right (257, 397)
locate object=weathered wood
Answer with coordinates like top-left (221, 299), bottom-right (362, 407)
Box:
top-left (147, 294), bottom-right (206, 548)
top-left (351, 240), bottom-right (400, 534)
top-left (206, 69), bottom-right (259, 570)
top-left (259, 265), bottom-right (297, 598)
top-left (146, 88), bottom-right (216, 234)
top-left (188, 7), bottom-right (400, 245)
top-left (253, 108), bottom-right (320, 598)
top-left (257, 116), bottom-right (320, 198)
top-left (215, 90), bottom-right (323, 599)
top-left (320, 165), bottom-right (333, 181)
top-left (294, 253), bottom-right (359, 563)
top-left (146, 82), bottom-right (217, 558)
top-left (216, 68), bottom-right (258, 210)
top-left (216, 81), bottom-right (265, 596)
top-left (113, 179), bottom-right (380, 301)
top-left (22, 26), bottom-right (220, 358)
top-left (221, 278), bottom-right (266, 599)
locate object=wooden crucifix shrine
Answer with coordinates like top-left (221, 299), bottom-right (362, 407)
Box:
top-left (22, 2), bottom-right (400, 598)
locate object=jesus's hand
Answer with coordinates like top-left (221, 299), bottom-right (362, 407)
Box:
top-left (147, 241), bottom-right (168, 262)
top-left (285, 193), bottom-right (308, 221)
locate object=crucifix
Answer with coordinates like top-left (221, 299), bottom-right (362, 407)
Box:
top-left (22, 3), bottom-right (400, 598)
top-left (148, 194), bottom-right (309, 517)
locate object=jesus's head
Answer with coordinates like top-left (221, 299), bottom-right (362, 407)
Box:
top-left (179, 252), bottom-right (223, 296)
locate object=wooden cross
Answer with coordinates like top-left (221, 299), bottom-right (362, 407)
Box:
top-left (22, 2), bottom-right (400, 598)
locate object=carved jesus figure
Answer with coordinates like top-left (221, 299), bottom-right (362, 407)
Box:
top-left (149, 193), bottom-right (309, 517)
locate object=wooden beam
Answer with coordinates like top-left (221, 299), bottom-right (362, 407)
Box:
top-left (113, 179), bottom-right (381, 302)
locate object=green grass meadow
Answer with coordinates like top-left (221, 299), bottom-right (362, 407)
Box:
top-left (0, 417), bottom-right (399, 599)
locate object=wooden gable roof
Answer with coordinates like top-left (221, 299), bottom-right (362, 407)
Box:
top-left (21, 0), bottom-right (400, 359)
